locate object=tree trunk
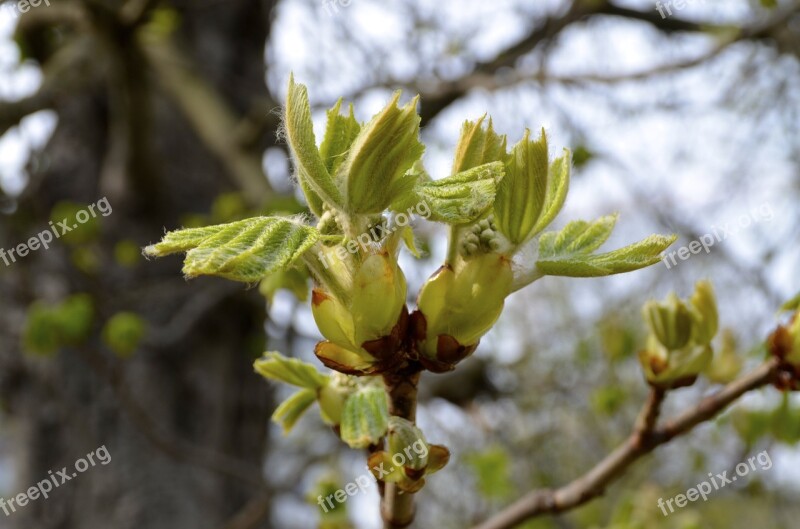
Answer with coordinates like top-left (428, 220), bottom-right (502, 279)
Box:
top-left (0, 2), bottom-right (279, 528)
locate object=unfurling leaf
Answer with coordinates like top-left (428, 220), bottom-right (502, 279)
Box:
top-left (285, 75), bottom-right (344, 214)
top-left (689, 280), bottom-right (718, 345)
top-left (494, 128), bottom-right (549, 245)
top-left (272, 388), bottom-right (317, 434)
top-left (644, 294), bottom-right (694, 351)
top-left (538, 215), bottom-right (617, 258)
top-left (254, 351), bottom-right (329, 389)
top-left (451, 116), bottom-right (507, 173)
top-left (144, 217), bottom-right (320, 282)
top-left (638, 281), bottom-right (720, 388)
top-left (339, 385), bottom-right (389, 448)
top-left (531, 149), bottom-right (571, 235)
top-left (339, 91), bottom-right (424, 215)
top-left (536, 215), bottom-right (676, 278)
top-left (320, 99), bottom-right (361, 177)
top-left (395, 162), bottom-right (504, 224)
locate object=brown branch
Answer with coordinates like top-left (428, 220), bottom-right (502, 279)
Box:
top-left (0, 90), bottom-right (54, 137)
top-left (418, 1), bottom-right (594, 124)
top-left (633, 386), bottom-right (666, 440)
top-left (381, 369), bottom-right (422, 529)
top-left (417, 0), bottom-right (799, 125)
top-left (471, 358), bottom-right (780, 529)
top-left (0, 29), bottom-right (96, 137)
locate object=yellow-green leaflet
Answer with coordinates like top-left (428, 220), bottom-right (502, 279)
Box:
top-left (285, 74), bottom-right (344, 213)
top-left (272, 389), bottom-right (317, 434)
top-left (339, 386), bottom-right (389, 449)
top-left (145, 217), bottom-right (320, 283)
top-left (398, 162), bottom-right (504, 225)
top-left (254, 351), bottom-right (329, 389)
top-left (536, 216), bottom-right (676, 278)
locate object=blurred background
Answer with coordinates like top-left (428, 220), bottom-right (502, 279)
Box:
top-left (1, 0), bottom-right (799, 528)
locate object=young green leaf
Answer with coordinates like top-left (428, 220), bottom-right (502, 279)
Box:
top-left (339, 385), bottom-right (389, 449)
top-left (285, 75), bottom-right (344, 213)
top-left (451, 116), bottom-right (507, 173)
top-left (494, 128), bottom-right (549, 245)
top-left (394, 162), bottom-right (504, 225)
top-left (538, 215), bottom-right (618, 258)
top-left (320, 99), bottom-right (361, 177)
top-left (254, 351), bottom-right (329, 389)
top-left (536, 231), bottom-right (677, 278)
top-left (272, 388), bottom-right (317, 434)
top-left (530, 149), bottom-right (571, 235)
top-left (338, 91), bottom-right (424, 214)
top-left (689, 280), bottom-right (718, 345)
top-left (144, 217), bottom-right (320, 282)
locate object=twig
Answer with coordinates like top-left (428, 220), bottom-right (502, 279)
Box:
top-left (633, 386), bottom-right (666, 441)
top-left (382, 369), bottom-right (422, 529)
top-left (471, 358), bottom-right (780, 529)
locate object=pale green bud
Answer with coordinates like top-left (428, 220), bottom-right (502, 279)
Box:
top-left (413, 253), bottom-right (513, 372)
top-left (643, 294), bottom-right (693, 351)
top-left (638, 337), bottom-right (713, 389)
top-left (367, 417), bottom-right (450, 493)
top-left (689, 280), bottom-right (718, 346)
top-left (312, 251), bottom-right (408, 375)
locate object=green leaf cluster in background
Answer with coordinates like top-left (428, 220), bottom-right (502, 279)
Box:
top-left (465, 445), bottom-right (514, 500)
top-left (102, 312), bottom-right (147, 358)
top-left (50, 201), bottom-right (101, 246)
top-left (23, 294), bottom-right (94, 355)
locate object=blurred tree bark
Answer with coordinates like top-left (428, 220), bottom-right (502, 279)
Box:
top-left (0, 1), bottom-right (280, 528)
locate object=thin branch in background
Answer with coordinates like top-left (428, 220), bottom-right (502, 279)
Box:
top-left (471, 358), bottom-right (780, 529)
